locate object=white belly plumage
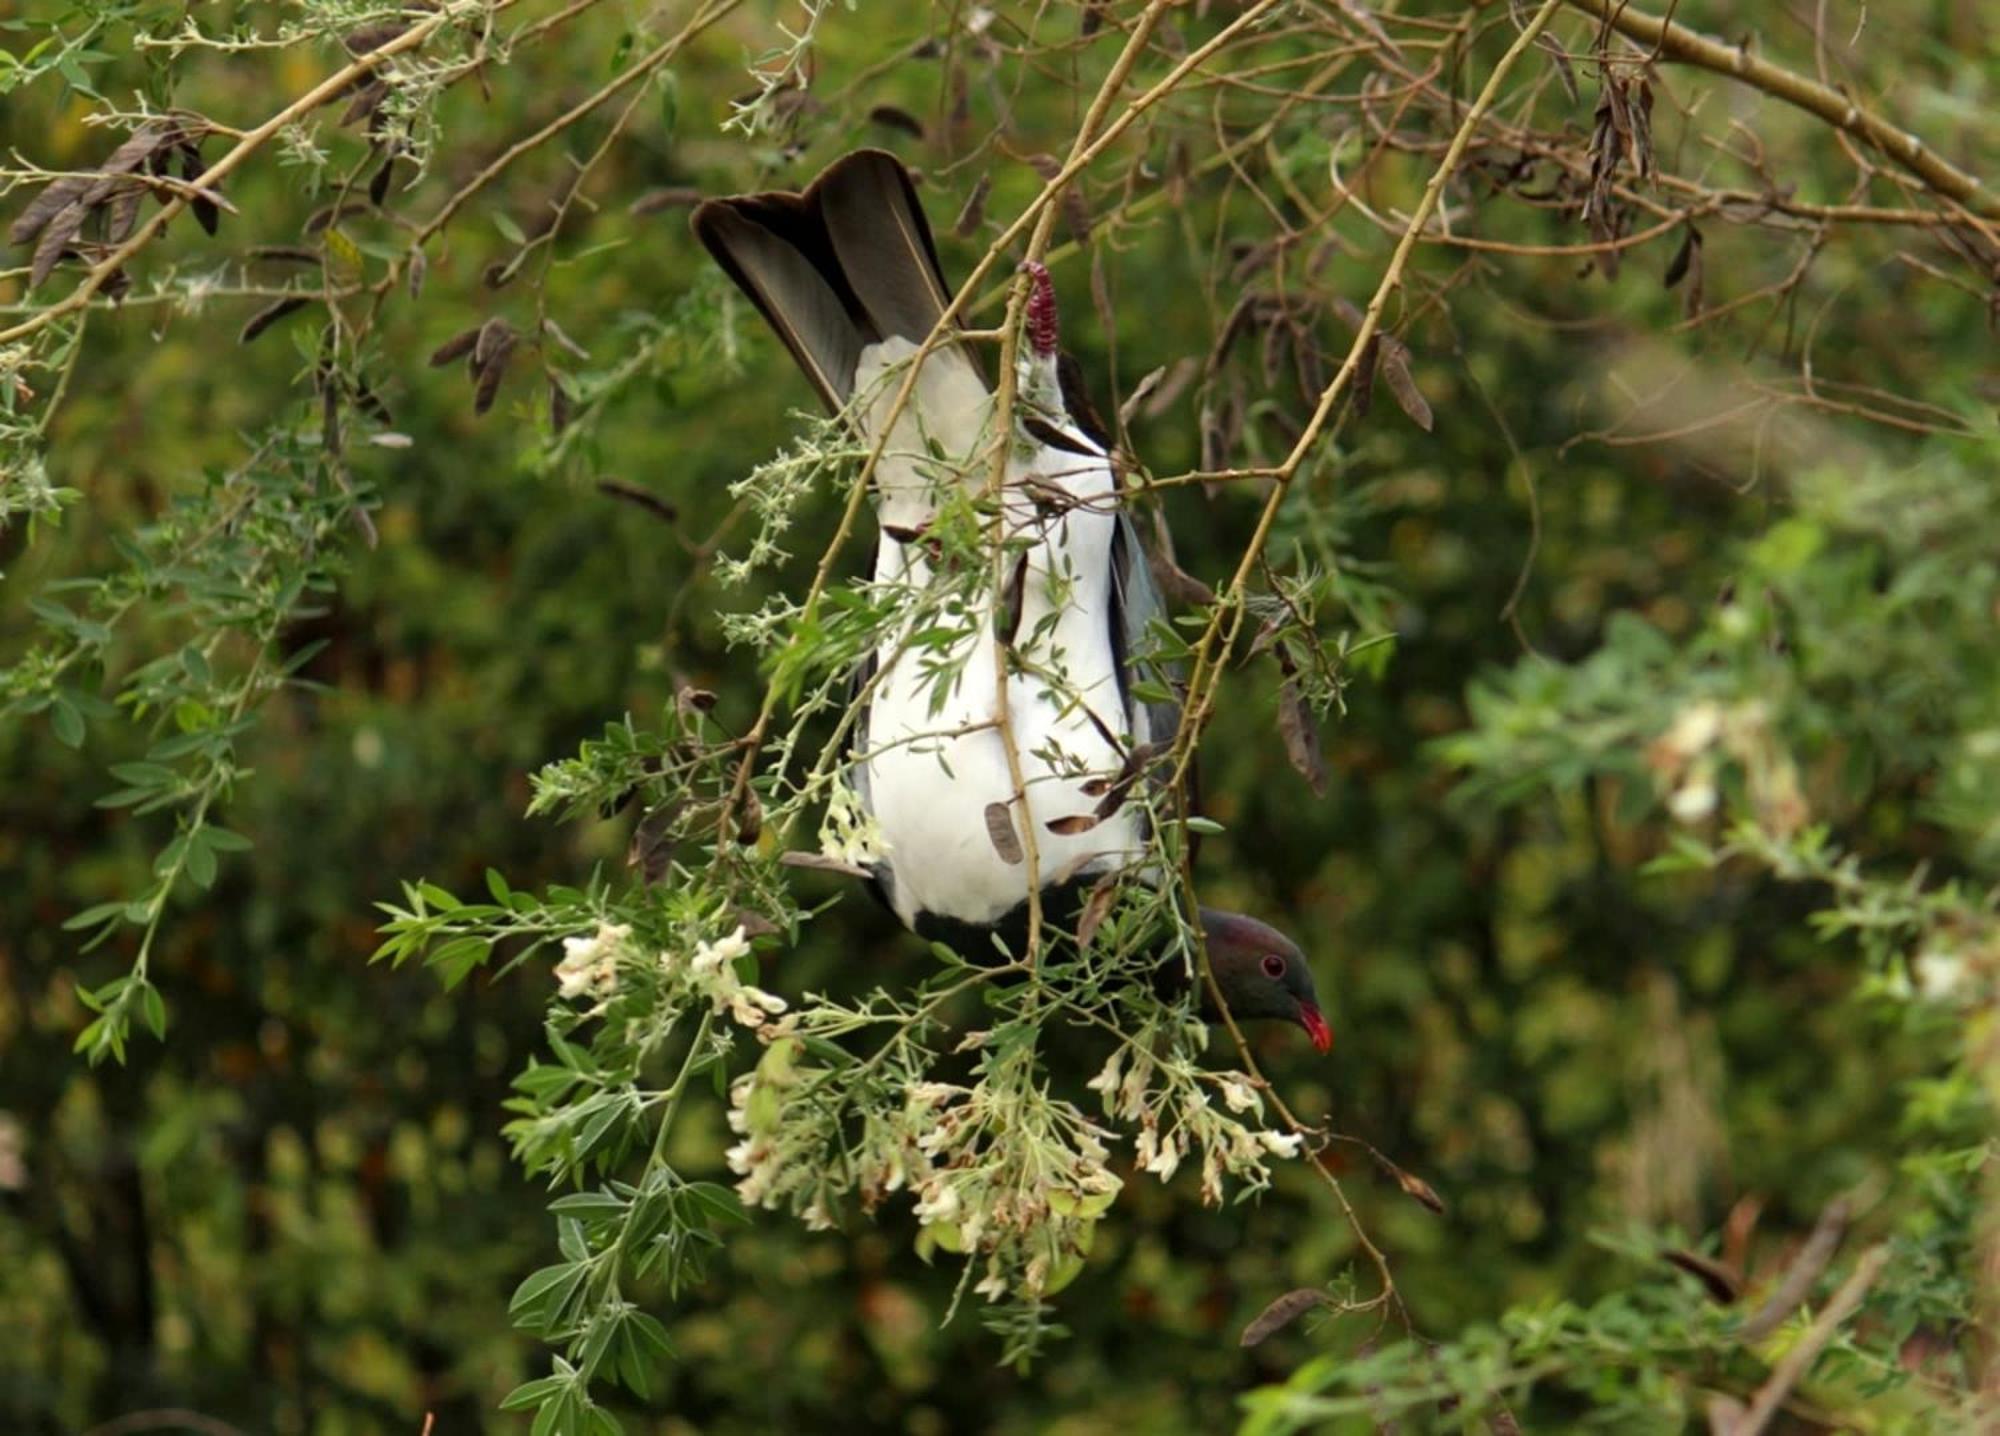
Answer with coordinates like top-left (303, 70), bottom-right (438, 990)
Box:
top-left (859, 448), bottom-right (1144, 929)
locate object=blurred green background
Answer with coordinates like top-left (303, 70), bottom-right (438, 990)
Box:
top-left (2, 1), bottom-right (1994, 1431)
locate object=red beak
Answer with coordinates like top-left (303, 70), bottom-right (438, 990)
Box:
top-left (1298, 1003), bottom-right (1333, 1053)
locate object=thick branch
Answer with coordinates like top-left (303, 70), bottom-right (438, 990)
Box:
top-left (1565, 0), bottom-right (1997, 219)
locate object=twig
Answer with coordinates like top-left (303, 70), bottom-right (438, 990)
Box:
top-left (1739, 1197), bottom-right (1851, 1343)
top-left (0, 5), bottom-right (464, 344)
top-left (1732, 1244), bottom-right (1889, 1435)
top-left (1168, 0), bottom-right (1569, 800)
top-left (981, 1), bottom-right (1175, 967)
top-left (1172, 0), bottom-right (1570, 1329)
top-left (381, 0), bottom-right (739, 299)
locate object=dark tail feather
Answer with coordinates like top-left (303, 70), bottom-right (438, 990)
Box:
top-left (691, 192), bottom-right (866, 411)
top-left (692, 151), bottom-right (973, 412)
top-left (813, 150), bottom-right (955, 347)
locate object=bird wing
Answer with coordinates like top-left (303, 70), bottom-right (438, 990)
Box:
top-left (1108, 513), bottom-right (1183, 756)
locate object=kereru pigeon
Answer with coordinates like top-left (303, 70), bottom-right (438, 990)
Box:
top-left (692, 150), bottom-right (1329, 1051)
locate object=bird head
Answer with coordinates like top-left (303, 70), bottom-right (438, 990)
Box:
top-left (1197, 908), bottom-right (1330, 1052)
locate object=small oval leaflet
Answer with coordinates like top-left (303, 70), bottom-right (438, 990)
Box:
top-left (1239, 1288), bottom-right (1330, 1347)
top-left (984, 802), bottom-right (1024, 865)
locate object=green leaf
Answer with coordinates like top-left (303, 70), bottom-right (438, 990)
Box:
top-left (548, 1191), bottom-right (628, 1218)
top-left (185, 829), bottom-right (218, 888)
top-left (621, 1308), bottom-right (673, 1388)
top-left (155, 834), bottom-right (188, 877)
top-left (110, 762), bottom-right (178, 789)
top-left (63, 901), bottom-right (130, 932)
top-left (72, 1015), bottom-right (107, 1057)
top-left (417, 881), bottom-right (462, 911)
top-left (429, 935), bottom-right (493, 990)
top-left (139, 982), bottom-right (168, 1039)
top-left (574, 1096), bottom-right (630, 1159)
top-left (508, 1261), bottom-right (586, 1325)
top-left (680, 1182), bottom-right (750, 1228)
top-left (49, 694), bottom-right (83, 747)
top-left (493, 211), bottom-right (527, 245)
top-left (499, 1375), bottom-right (569, 1412)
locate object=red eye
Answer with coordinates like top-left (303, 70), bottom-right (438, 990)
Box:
top-left (1261, 954), bottom-right (1286, 979)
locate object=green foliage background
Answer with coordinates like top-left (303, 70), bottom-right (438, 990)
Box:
top-left (2, 1), bottom-right (1995, 1431)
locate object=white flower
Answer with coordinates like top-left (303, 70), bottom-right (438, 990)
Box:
top-left (819, 775), bottom-right (891, 865)
top-left (954, 1029), bottom-right (991, 1053)
top-left (1086, 1049), bottom-right (1123, 1097)
top-left (1218, 1075), bottom-right (1261, 1114)
top-left (973, 1263), bottom-right (1009, 1302)
top-left (913, 1181), bottom-right (961, 1226)
top-left (726, 1075), bottom-right (755, 1134)
top-left (757, 1012), bottom-right (800, 1043)
top-left (1117, 1059), bottom-right (1151, 1121)
top-left (692, 925), bottom-right (752, 976)
top-left (1915, 950), bottom-right (1967, 999)
top-left (1668, 767), bottom-right (1719, 822)
top-left (1257, 1130), bottom-right (1304, 1159)
top-left (1201, 1146), bottom-right (1225, 1206)
top-left (876, 1150), bottom-right (909, 1196)
top-left (554, 922), bottom-right (629, 1000)
top-left (726, 984), bottom-right (788, 1030)
top-left (1661, 701), bottom-right (1723, 759)
top-left (1144, 1132), bottom-right (1183, 1182)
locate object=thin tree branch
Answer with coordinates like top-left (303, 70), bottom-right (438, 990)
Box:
top-left (1733, 1244), bottom-right (1889, 1435)
top-left (0, 4), bottom-right (469, 344)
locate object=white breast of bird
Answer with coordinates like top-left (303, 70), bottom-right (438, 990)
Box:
top-left (860, 423), bottom-right (1145, 930)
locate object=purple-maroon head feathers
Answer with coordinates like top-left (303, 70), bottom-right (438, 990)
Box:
top-left (1197, 908), bottom-right (1330, 1052)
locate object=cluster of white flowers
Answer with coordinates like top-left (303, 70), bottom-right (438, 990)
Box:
top-left (1647, 698), bottom-right (1807, 835)
top-left (711, 957), bottom-right (1305, 1311)
top-left (554, 920), bottom-right (788, 1037)
top-left (553, 921), bottom-right (631, 1005)
top-left (725, 1036), bottom-right (842, 1232)
top-left (818, 774), bottom-right (890, 866)
top-left (684, 925), bottom-right (788, 1031)
top-left (726, 1037), bottom-right (1129, 1303)
top-left (1087, 1042), bottom-right (1304, 1205)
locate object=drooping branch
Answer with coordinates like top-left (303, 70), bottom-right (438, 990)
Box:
top-left (0, 5), bottom-right (470, 345)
